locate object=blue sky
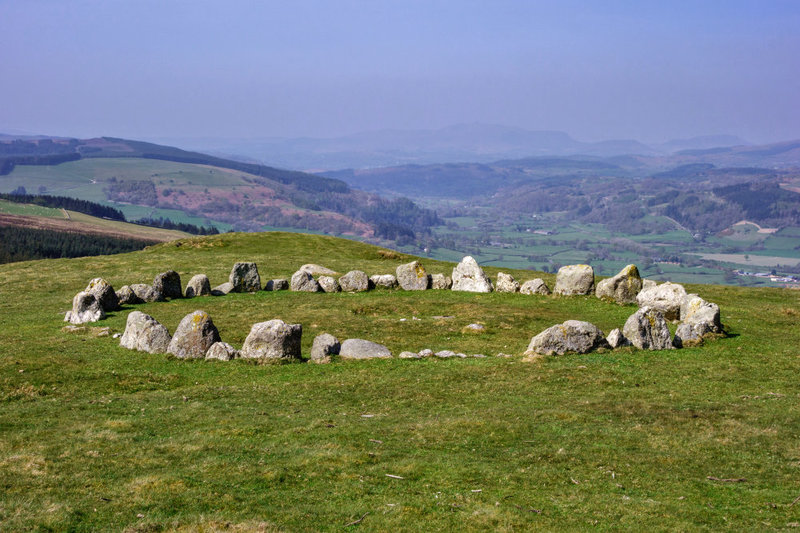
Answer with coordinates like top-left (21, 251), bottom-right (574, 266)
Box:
top-left (1, 0), bottom-right (798, 143)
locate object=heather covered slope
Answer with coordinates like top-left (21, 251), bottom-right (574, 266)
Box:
top-left (1, 232), bottom-right (799, 531)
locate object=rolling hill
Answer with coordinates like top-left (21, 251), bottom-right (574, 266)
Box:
top-left (1, 231), bottom-right (799, 530)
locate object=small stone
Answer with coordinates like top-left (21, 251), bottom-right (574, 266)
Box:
top-left (430, 273), bottom-right (453, 290)
top-left (311, 333), bottom-right (340, 363)
top-left (526, 320), bottom-right (608, 356)
top-left (606, 328), bottom-right (631, 348)
top-left (369, 274), bottom-right (398, 289)
top-left (495, 272), bottom-right (520, 293)
top-left (462, 323), bottom-right (486, 333)
top-left (339, 339), bottom-right (392, 359)
top-left (153, 270), bottom-right (182, 299)
top-left (91, 327), bottom-right (111, 337)
top-left (229, 262), bottom-right (261, 292)
top-left (211, 282), bottom-right (234, 296)
top-left (520, 278), bottom-right (551, 295)
top-left (418, 349), bottom-right (434, 358)
top-left (290, 270), bottom-right (322, 292)
top-left (184, 274), bottom-right (211, 298)
top-left (471, 353), bottom-right (487, 358)
top-left (396, 261), bottom-right (431, 291)
top-left (205, 341), bottom-right (239, 361)
top-left (62, 325), bottom-right (87, 334)
top-left (264, 278), bottom-right (289, 291)
top-left (452, 256), bottom-right (493, 293)
top-left (399, 351), bottom-right (422, 359)
top-left (318, 276), bottom-right (341, 293)
top-left (339, 270), bottom-right (370, 292)
top-left (496, 352), bottom-right (514, 358)
top-left (435, 350), bottom-right (457, 358)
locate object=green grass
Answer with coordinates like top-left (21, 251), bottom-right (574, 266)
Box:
top-left (2, 232), bottom-right (800, 531)
top-left (0, 198), bottom-right (65, 218)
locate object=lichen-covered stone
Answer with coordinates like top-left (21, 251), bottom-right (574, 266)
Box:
top-left (229, 262), bottom-right (261, 292)
top-left (673, 323), bottom-right (705, 348)
top-left (554, 265), bottom-right (595, 296)
top-left (167, 310), bottom-right (221, 359)
top-left (495, 272), bottom-right (520, 293)
top-left (290, 270), bottom-right (321, 292)
top-left (264, 279), bottom-right (289, 291)
top-left (520, 278), bottom-right (551, 295)
top-left (622, 306), bottom-right (674, 350)
top-left (64, 291), bottom-right (106, 325)
top-left (185, 274), bottom-right (211, 298)
top-left (240, 319), bottom-right (302, 361)
top-left (153, 270), bottom-right (182, 299)
top-left (369, 274), bottom-right (398, 289)
top-left (119, 311), bottom-right (171, 354)
top-left (130, 283), bottom-right (165, 302)
top-left (430, 273), bottom-right (452, 290)
top-left (680, 294), bottom-right (723, 333)
top-left (205, 342), bottom-right (239, 361)
top-left (317, 276), bottom-right (341, 293)
top-left (595, 264), bottom-right (642, 305)
top-left (85, 278), bottom-right (120, 311)
top-left (452, 256), bottom-right (493, 293)
top-left (116, 285), bottom-right (140, 305)
top-left (396, 261), bottom-right (430, 291)
top-left (636, 282), bottom-right (687, 321)
top-left (339, 270), bottom-right (369, 292)
top-left (311, 333), bottom-right (340, 363)
top-left (339, 339), bottom-right (392, 359)
top-left (525, 320), bottom-right (608, 356)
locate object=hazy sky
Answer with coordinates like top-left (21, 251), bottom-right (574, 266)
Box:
top-left (1, 0), bottom-right (798, 143)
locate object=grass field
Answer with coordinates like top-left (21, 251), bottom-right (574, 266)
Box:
top-left (0, 198), bottom-right (65, 218)
top-left (1, 232), bottom-right (800, 531)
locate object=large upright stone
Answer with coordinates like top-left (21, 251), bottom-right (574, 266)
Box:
top-left (339, 270), bottom-right (369, 292)
top-left (119, 311), bottom-right (171, 354)
top-left (65, 291), bottom-right (106, 325)
top-left (554, 265), bottom-right (595, 296)
top-left (240, 319), bottom-right (302, 361)
top-left (153, 270), bottom-right (182, 299)
top-left (230, 262), bottom-right (261, 292)
top-left (495, 272), bottom-right (520, 293)
top-left (623, 306), bottom-right (673, 350)
top-left (167, 310), bottom-right (221, 359)
top-left (452, 256), bottom-right (493, 293)
top-left (339, 339), bottom-right (392, 359)
top-left (525, 320), bottom-right (608, 356)
top-left (370, 274), bottom-right (398, 289)
top-left (290, 270), bottom-right (322, 292)
top-left (430, 273), bottom-right (452, 290)
top-left (185, 274), bottom-right (211, 298)
top-left (595, 264), bottom-right (643, 304)
top-left (680, 294), bottom-right (723, 333)
top-left (84, 278), bottom-right (120, 311)
top-left (520, 278), bottom-right (551, 295)
top-left (130, 283), bottom-right (165, 302)
top-left (396, 261), bottom-right (430, 291)
top-left (636, 282), bottom-right (687, 321)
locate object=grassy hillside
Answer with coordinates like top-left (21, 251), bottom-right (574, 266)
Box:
top-left (1, 232), bottom-right (799, 531)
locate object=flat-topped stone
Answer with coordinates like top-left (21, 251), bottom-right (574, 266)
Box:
top-left (339, 339), bottom-right (392, 359)
top-left (554, 265), bottom-right (595, 296)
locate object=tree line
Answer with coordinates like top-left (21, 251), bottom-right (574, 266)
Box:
top-left (0, 192), bottom-right (127, 220)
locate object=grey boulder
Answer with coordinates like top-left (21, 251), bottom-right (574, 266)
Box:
top-left (116, 285), bottom-right (140, 305)
top-left (525, 320), bottom-right (608, 356)
top-left (310, 333), bottom-right (340, 363)
top-left (595, 264), bottom-right (642, 304)
top-left (339, 270), bottom-right (369, 292)
top-left (452, 256), bottom-right (493, 293)
top-left (240, 319), bottom-right (302, 361)
top-left (230, 262), bottom-right (261, 292)
top-left (85, 278), bottom-right (120, 311)
top-left (264, 279), bottom-right (288, 291)
top-left (636, 282), bottom-right (687, 321)
top-left (606, 328), bottom-right (631, 348)
top-left (205, 341), bottom-right (239, 361)
top-left (300, 264), bottom-right (337, 276)
top-left (554, 265), bottom-right (595, 296)
top-left (119, 311), bottom-right (171, 354)
top-left (623, 306), bottom-right (674, 350)
top-left (396, 261), bottom-right (431, 291)
top-left (290, 270), bottom-right (322, 292)
top-left (495, 272), bottom-right (520, 293)
top-left (185, 274), bottom-right (211, 298)
top-left (65, 291), bottom-right (106, 325)
top-left (520, 278), bottom-right (551, 295)
top-left (681, 294), bottom-right (723, 334)
top-left (370, 274), bottom-right (398, 289)
top-left (130, 283), bottom-right (165, 302)
top-left (167, 310), bottom-right (221, 359)
top-left (339, 339), bottom-right (392, 359)
top-left (211, 282), bottom-right (234, 296)
top-left (430, 273), bottom-right (453, 290)
top-left (317, 275), bottom-right (341, 293)
top-left (153, 270), bottom-right (182, 299)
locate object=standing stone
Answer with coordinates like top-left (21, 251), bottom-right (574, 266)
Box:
top-left (396, 261), bottom-right (431, 291)
top-left (636, 282), bottom-right (687, 321)
top-left (116, 285), bottom-right (140, 305)
top-left (452, 256), bottom-right (493, 293)
top-left (229, 262), bottom-right (261, 292)
top-left (431, 273), bottom-right (453, 290)
top-left (680, 294), bottom-right (723, 334)
top-left (318, 276), bottom-right (341, 293)
top-left (290, 270), bottom-right (322, 292)
top-left (119, 311), bottom-right (171, 354)
top-left (595, 264), bottom-right (643, 304)
top-left (495, 272), bottom-right (520, 293)
top-left (525, 320), bottom-right (608, 356)
top-left (554, 265), bottom-right (595, 296)
top-left (84, 278), bottom-right (120, 311)
top-left (153, 270), bottom-right (182, 299)
top-left (606, 328), bottom-right (631, 348)
top-left (339, 339), bottom-right (392, 359)
top-left (240, 319), bottom-right (302, 361)
top-left (65, 291), bottom-right (106, 325)
top-left (520, 278), bottom-right (551, 295)
top-left (167, 310), bottom-right (221, 359)
top-left (185, 274), bottom-right (211, 298)
top-left (130, 283), bottom-right (165, 302)
top-left (205, 342), bottom-right (239, 361)
top-left (311, 333), bottom-right (340, 363)
top-left (264, 279), bottom-right (289, 291)
top-left (339, 270), bottom-right (370, 292)
top-left (211, 282), bottom-right (234, 296)
top-left (369, 274), bottom-right (398, 289)
top-left (622, 306), bottom-right (674, 350)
